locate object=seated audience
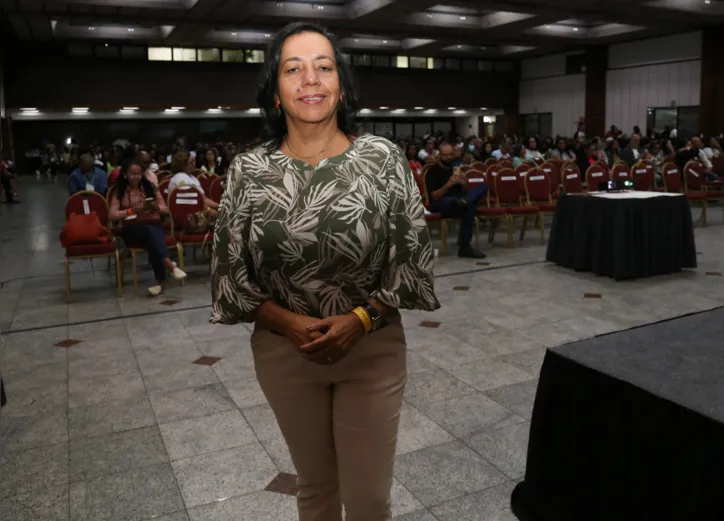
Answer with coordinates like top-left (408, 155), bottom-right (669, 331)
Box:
top-left (703, 137), bottom-right (721, 160)
top-left (109, 159), bottom-right (187, 296)
top-left (549, 138), bottom-right (575, 160)
top-left (525, 137), bottom-right (544, 162)
top-left (69, 154), bottom-right (107, 195)
top-left (139, 151), bottom-right (158, 186)
top-left (168, 150), bottom-right (220, 214)
top-left (452, 144), bottom-right (463, 167)
top-left (418, 138), bottom-right (439, 163)
top-left (200, 148), bottom-right (221, 175)
top-left (470, 138), bottom-right (484, 161)
top-left (0, 150), bottom-right (19, 204)
top-left (676, 136), bottom-right (713, 174)
top-left (620, 134), bottom-right (641, 167)
top-left (425, 142), bottom-right (487, 259)
top-left (513, 145), bottom-right (528, 167)
top-left (491, 142), bottom-right (511, 160)
top-left (576, 141), bottom-right (598, 176)
top-left (406, 144), bottom-right (422, 175)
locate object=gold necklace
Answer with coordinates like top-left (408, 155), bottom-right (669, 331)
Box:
top-left (285, 131), bottom-right (339, 160)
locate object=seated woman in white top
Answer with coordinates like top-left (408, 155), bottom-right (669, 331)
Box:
top-left (525, 137), bottom-right (545, 162)
top-left (168, 151), bottom-right (220, 213)
top-left (200, 148), bottom-right (220, 174)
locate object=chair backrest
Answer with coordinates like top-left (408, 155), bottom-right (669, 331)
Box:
top-left (156, 170), bottom-right (172, 182)
top-left (460, 165), bottom-right (471, 173)
top-left (632, 161), bottom-right (655, 191)
top-left (493, 168), bottom-right (522, 205)
top-left (498, 160), bottom-right (514, 170)
top-left (465, 169), bottom-right (487, 191)
top-left (485, 163), bottom-right (502, 197)
top-left (611, 162), bottom-right (630, 180)
top-left (199, 173), bottom-right (218, 195)
top-left (484, 158), bottom-right (497, 167)
top-left (539, 162), bottom-right (559, 192)
top-left (586, 164), bottom-right (608, 188)
top-left (472, 161), bottom-right (487, 171)
top-left (65, 191), bottom-right (110, 226)
top-left (168, 185), bottom-right (205, 231)
top-left (209, 176), bottom-right (226, 204)
top-left (192, 169), bottom-right (205, 178)
top-left (597, 160), bottom-right (610, 177)
top-left (525, 168), bottom-right (551, 203)
top-left (711, 155), bottom-right (724, 174)
top-left (684, 160), bottom-right (706, 191)
top-left (107, 172), bottom-right (117, 188)
top-left (514, 163), bottom-right (532, 178)
top-left (662, 162), bottom-right (683, 193)
top-left (561, 164), bottom-right (583, 194)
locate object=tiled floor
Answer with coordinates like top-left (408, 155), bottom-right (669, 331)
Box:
top-left (1, 181), bottom-right (724, 521)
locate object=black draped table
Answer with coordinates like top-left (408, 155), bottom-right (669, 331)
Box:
top-left (546, 192), bottom-right (697, 280)
top-left (511, 308), bottom-right (724, 521)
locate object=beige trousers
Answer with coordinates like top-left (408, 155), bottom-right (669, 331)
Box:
top-left (251, 316), bottom-right (407, 521)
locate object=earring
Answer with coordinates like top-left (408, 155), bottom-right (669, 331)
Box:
top-left (275, 100), bottom-right (280, 110)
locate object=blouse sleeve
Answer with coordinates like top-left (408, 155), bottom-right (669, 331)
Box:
top-left (108, 195), bottom-right (125, 222)
top-left (371, 145), bottom-right (441, 312)
top-left (210, 155), bottom-right (270, 324)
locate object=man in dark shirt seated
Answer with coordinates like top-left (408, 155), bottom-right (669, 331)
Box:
top-left (69, 154), bottom-right (108, 195)
top-left (426, 142), bottom-right (487, 259)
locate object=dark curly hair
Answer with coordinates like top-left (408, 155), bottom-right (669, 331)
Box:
top-left (256, 22), bottom-right (359, 152)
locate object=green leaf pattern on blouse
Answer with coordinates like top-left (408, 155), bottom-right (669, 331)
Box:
top-left (210, 134), bottom-right (440, 324)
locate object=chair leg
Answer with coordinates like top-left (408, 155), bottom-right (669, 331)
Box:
top-left (702, 202), bottom-right (708, 227)
top-left (107, 257), bottom-right (111, 271)
top-left (131, 250), bottom-right (138, 293)
top-left (519, 216), bottom-right (528, 243)
top-left (507, 216), bottom-right (515, 247)
top-left (440, 221), bottom-right (448, 256)
top-left (115, 250), bottom-right (123, 297)
top-left (177, 244), bottom-right (185, 286)
top-left (539, 212), bottom-right (546, 245)
top-left (64, 257), bottom-right (71, 297)
top-left (488, 219), bottom-right (498, 245)
top-left (475, 218), bottom-right (480, 250)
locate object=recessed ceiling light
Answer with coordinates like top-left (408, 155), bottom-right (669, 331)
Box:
top-left (545, 25), bottom-right (552, 29)
top-left (88, 26), bottom-right (94, 31)
top-left (104, 43), bottom-right (108, 47)
top-left (20, 107), bottom-right (37, 112)
top-left (427, 13), bottom-right (432, 18)
top-left (382, 40), bottom-right (388, 44)
top-left (265, 33), bottom-right (271, 37)
top-left (316, 4), bottom-right (324, 9)
top-left (248, 108), bottom-right (261, 113)
top-left (72, 107), bottom-right (89, 113)
top-left (457, 45), bottom-right (462, 49)
top-left (573, 27), bottom-right (579, 32)
top-left (414, 106), bottom-right (424, 110)
top-left (164, 109), bottom-right (179, 113)
top-left (171, 106), bottom-right (185, 110)
top-left (460, 16), bottom-right (466, 20)
top-left (379, 106), bottom-right (389, 109)
top-left (705, 0), bottom-right (711, 4)
top-left (122, 107), bottom-right (138, 110)
top-left (127, 28), bottom-right (134, 32)
top-left (448, 107), bottom-right (456, 110)
top-left (207, 108), bottom-right (222, 113)
top-left (480, 107), bottom-right (487, 110)
top-left (231, 32), bottom-right (237, 36)
top-left (354, 38), bottom-right (359, 42)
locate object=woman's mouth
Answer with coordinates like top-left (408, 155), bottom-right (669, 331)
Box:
top-left (299, 95), bottom-right (326, 105)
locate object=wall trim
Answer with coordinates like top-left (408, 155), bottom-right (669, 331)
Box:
top-left (607, 58), bottom-right (701, 71)
top-left (520, 72), bottom-right (585, 82)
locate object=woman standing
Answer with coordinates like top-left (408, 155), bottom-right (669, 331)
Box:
top-left (211, 22), bottom-right (439, 521)
top-left (109, 159), bottom-right (187, 296)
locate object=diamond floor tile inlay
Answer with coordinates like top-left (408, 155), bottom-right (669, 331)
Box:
top-left (453, 286), bottom-right (470, 291)
top-left (583, 293), bottom-right (602, 299)
top-left (420, 321), bottom-right (441, 329)
top-left (192, 356), bottom-right (222, 366)
top-left (160, 299), bottom-right (180, 306)
top-left (55, 339), bottom-right (83, 348)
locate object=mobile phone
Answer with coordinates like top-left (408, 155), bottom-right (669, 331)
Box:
top-left (453, 166), bottom-right (461, 177)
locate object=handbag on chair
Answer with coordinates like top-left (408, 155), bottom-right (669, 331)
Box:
top-left (60, 212), bottom-right (110, 247)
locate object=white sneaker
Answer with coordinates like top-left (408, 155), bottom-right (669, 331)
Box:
top-left (172, 267), bottom-right (187, 281)
top-left (147, 285), bottom-right (163, 297)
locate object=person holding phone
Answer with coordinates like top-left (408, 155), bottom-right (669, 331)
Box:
top-left (425, 141), bottom-right (487, 258)
top-left (109, 159), bottom-right (187, 297)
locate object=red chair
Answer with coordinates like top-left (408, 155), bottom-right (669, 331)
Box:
top-left (524, 168), bottom-right (554, 244)
top-left (561, 164), bottom-right (583, 194)
top-left (105, 185), bottom-right (124, 238)
top-left (514, 163), bottom-right (532, 179)
top-left (539, 162), bottom-right (561, 197)
top-left (420, 171), bottom-right (451, 255)
top-left (631, 161), bottom-right (655, 191)
top-left (63, 191), bottom-right (121, 297)
top-left (460, 165), bottom-right (472, 174)
top-left (498, 160), bottom-right (514, 170)
top-left (663, 162), bottom-right (708, 225)
top-left (209, 176), bottom-right (226, 204)
top-left (472, 161), bottom-right (487, 172)
top-left (484, 158), bottom-right (497, 167)
top-left (467, 170), bottom-right (506, 246)
top-left (168, 185), bottom-right (211, 245)
top-left (493, 168), bottom-right (540, 247)
top-left (158, 178), bottom-right (171, 203)
top-left (156, 170), bottom-right (172, 183)
top-left (585, 164), bottom-right (608, 189)
top-left (597, 160), bottom-right (610, 178)
top-left (611, 162), bottom-right (630, 181)
top-left (686, 160), bottom-right (724, 222)
top-left (198, 173), bottom-right (218, 196)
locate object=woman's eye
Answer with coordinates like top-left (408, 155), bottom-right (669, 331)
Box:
top-left (286, 67), bottom-right (299, 74)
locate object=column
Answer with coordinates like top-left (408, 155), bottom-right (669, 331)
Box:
top-left (584, 45), bottom-right (607, 138)
top-left (700, 27), bottom-right (724, 139)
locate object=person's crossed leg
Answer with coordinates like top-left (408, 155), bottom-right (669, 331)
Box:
top-left (432, 183), bottom-right (488, 258)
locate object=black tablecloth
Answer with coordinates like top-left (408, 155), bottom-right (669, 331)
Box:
top-left (546, 194), bottom-right (697, 280)
top-left (511, 309), bottom-right (724, 521)
top-left (0, 377), bottom-right (5, 407)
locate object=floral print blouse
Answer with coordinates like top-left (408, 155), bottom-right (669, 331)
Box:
top-left (210, 134), bottom-right (440, 324)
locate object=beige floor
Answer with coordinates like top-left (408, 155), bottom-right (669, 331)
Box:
top-left (1, 181), bottom-right (723, 521)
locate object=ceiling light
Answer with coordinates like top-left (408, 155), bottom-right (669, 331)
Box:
top-left (392, 109), bottom-right (405, 113)
top-left (573, 27), bottom-right (579, 32)
top-left (545, 25), bottom-right (552, 29)
top-left (127, 28), bottom-right (134, 32)
top-left (247, 108), bottom-right (261, 113)
top-left (164, 108), bottom-right (179, 113)
top-left (457, 45), bottom-right (462, 49)
top-left (104, 43), bottom-right (108, 47)
top-left (447, 107), bottom-right (456, 110)
top-left (414, 106), bottom-right (424, 110)
top-left (171, 106), bottom-right (185, 110)
top-left (379, 106), bottom-right (389, 109)
top-left (265, 33), bottom-right (271, 37)
top-left (360, 108), bottom-right (372, 113)
top-left (207, 108), bottom-right (222, 113)
top-left (66, 137), bottom-right (72, 145)
top-left (88, 26), bottom-right (94, 31)
top-left (20, 107), bottom-right (37, 112)
top-left (231, 32), bottom-right (237, 36)
top-left (122, 107), bottom-right (138, 111)
top-left (354, 39), bottom-right (359, 42)
top-left (72, 107), bottom-right (89, 113)
top-left (480, 107), bottom-right (487, 110)
top-left (705, 0), bottom-right (711, 4)
top-left (316, 4), bottom-right (324, 9)
top-left (382, 40), bottom-right (388, 44)
top-left (424, 109), bottom-right (437, 113)
top-left (460, 16), bottom-right (466, 20)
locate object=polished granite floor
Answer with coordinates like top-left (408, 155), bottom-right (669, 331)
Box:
top-left (1, 181), bottom-right (724, 521)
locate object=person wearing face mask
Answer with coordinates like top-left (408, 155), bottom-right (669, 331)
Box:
top-left (470, 138), bottom-right (484, 160)
top-left (425, 142), bottom-right (487, 258)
